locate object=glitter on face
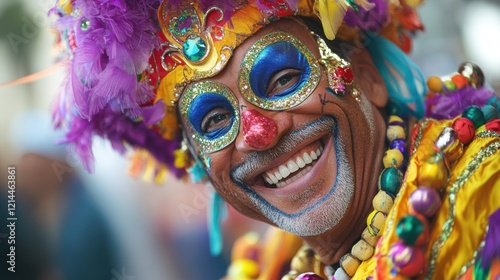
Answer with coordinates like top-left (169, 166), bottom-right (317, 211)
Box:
top-left (242, 109), bottom-right (278, 149)
top-left (238, 31), bottom-right (321, 111)
top-left (180, 81), bottom-right (240, 154)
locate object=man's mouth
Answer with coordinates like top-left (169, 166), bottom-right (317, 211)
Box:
top-left (262, 143), bottom-right (324, 188)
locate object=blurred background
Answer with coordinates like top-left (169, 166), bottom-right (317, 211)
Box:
top-left (0, 0), bottom-right (499, 279)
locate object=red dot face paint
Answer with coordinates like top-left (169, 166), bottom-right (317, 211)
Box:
top-left (242, 109), bottom-right (278, 149)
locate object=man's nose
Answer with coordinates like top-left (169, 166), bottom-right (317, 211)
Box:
top-left (235, 109), bottom-right (278, 151)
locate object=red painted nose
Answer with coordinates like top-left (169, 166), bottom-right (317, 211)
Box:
top-left (242, 109), bottom-right (278, 149)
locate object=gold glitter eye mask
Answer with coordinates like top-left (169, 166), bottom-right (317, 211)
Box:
top-left (180, 81), bottom-right (240, 154)
top-left (238, 31), bottom-right (321, 111)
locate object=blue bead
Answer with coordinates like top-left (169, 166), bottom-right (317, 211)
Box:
top-left (481, 105), bottom-right (497, 122)
top-left (183, 35), bottom-right (207, 62)
top-left (379, 167), bottom-right (403, 196)
top-left (390, 138), bottom-right (406, 154)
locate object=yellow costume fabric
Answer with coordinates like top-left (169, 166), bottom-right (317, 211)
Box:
top-left (355, 118), bottom-right (500, 279)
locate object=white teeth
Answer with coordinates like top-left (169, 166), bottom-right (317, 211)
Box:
top-left (262, 144), bottom-right (325, 188)
top-left (310, 150), bottom-right (318, 160)
top-left (264, 176), bottom-right (273, 185)
top-left (269, 173), bottom-right (278, 184)
top-left (287, 160), bottom-right (299, 173)
top-left (303, 152), bottom-right (312, 164)
top-left (296, 157), bottom-right (306, 168)
top-left (279, 165), bottom-right (291, 178)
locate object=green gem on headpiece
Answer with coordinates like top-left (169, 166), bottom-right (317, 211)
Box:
top-left (183, 35), bottom-right (208, 62)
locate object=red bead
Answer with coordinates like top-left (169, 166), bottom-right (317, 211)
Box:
top-left (336, 66), bottom-right (354, 84)
top-left (398, 247), bottom-right (425, 277)
top-left (486, 119), bottom-right (500, 133)
top-left (452, 117), bottom-right (475, 144)
top-left (451, 74), bottom-right (468, 89)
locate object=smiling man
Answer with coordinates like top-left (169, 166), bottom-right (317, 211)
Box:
top-left (51, 0), bottom-right (500, 279)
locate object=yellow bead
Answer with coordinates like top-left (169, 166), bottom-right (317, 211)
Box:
top-left (340, 254), bottom-right (361, 276)
top-left (417, 154), bottom-right (448, 190)
top-left (372, 190), bottom-right (394, 213)
top-left (427, 76), bottom-right (443, 93)
top-left (351, 239), bottom-right (374, 261)
top-left (361, 227), bottom-right (379, 246)
top-left (227, 259), bottom-right (260, 278)
top-left (367, 210), bottom-right (387, 236)
top-left (389, 115), bottom-right (404, 123)
top-left (387, 125), bottom-right (406, 142)
top-left (383, 148), bottom-right (404, 168)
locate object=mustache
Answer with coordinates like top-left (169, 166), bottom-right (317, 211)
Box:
top-left (231, 116), bottom-right (336, 184)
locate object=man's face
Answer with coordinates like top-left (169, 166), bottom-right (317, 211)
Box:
top-left (179, 19), bottom-right (386, 236)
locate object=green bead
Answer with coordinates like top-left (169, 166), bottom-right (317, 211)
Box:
top-left (462, 106), bottom-right (486, 129)
top-left (444, 80), bottom-right (457, 92)
top-left (481, 105), bottom-right (497, 122)
top-left (80, 19), bottom-right (90, 31)
top-left (183, 35), bottom-right (207, 62)
top-left (378, 167), bottom-right (403, 196)
top-left (396, 215), bottom-right (423, 246)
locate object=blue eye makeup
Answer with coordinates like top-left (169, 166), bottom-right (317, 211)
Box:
top-left (180, 81), bottom-right (240, 154)
top-left (238, 31), bottom-right (320, 111)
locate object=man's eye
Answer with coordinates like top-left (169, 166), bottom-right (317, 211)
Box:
top-left (267, 69), bottom-right (301, 97)
top-left (201, 108), bottom-right (232, 134)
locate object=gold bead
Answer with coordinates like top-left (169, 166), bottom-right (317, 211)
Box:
top-left (383, 149), bottom-right (404, 168)
top-left (367, 210), bottom-right (387, 236)
top-left (372, 190), bottom-right (394, 213)
top-left (417, 154), bottom-right (448, 190)
top-left (351, 239), bottom-right (374, 261)
top-left (427, 76), bottom-right (443, 93)
top-left (340, 254), bottom-right (361, 276)
top-left (387, 125), bottom-right (406, 142)
top-left (227, 259), bottom-right (259, 278)
top-left (361, 227), bottom-right (379, 246)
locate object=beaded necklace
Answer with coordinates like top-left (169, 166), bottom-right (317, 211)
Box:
top-left (282, 112), bottom-right (411, 280)
top-left (287, 103), bottom-right (500, 280)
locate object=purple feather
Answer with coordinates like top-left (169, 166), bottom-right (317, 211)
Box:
top-left (479, 209), bottom-right (500, 268)
top-left (344, 0), bottom-right (389, 33)
top-left (425, 86), bottom-right (496, 119)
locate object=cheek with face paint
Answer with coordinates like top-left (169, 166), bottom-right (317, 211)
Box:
top-left (242, 109), bottom-right (278, 149)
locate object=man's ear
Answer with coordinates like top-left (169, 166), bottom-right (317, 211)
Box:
top-left (350, 48), bottom-right (388, 108)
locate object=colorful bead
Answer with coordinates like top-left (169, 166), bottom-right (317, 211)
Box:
top-left (481, 105), bottom-right (497, 122)
top-left (388, 116), bottom-right (405, 126)
top-left (451, 74), bottom-right (468, 89)
top-left (435, 127), bottom-right (463, 162)
top-left (383, 149), bottom-right (404, 168)
top-left (417, 154), bottom-right (448, 190)
top-left (409, 187), bottom-right (441, 217)
top-left (340, 254), bottom-right (361, 276)
top-left (227, 259), bottom-right (260, 278)
top-left (398, 248), bottom-right (425, 277)
top-left (351, 239), bottom-right (374, 261)
top-left (426, 76), bottom-right (443, 93)
top-left (372, 190), bottom-right (394, 213)
top-left (452, 117), bottom-right (475, 144)
top-left (458, 62), bottom-right (485, 88)
top-left (387, 125), bottom-right (406, 142)
top-left (80, 19), bottom-right (91, 31)
top-left (485, 119), bottom-right (500, 133)
top-left (361, 227), bottom-right (379, 246)
top-left (390, 138), bottom-right (406, 154)
top-left (367, 210), bottom-right (387, 236)
top-left (295, 273), bottom-right (324, 280)
top-left (379, 167), bottom-right (403, 196)
top-left (463, 106), bottom-right (486, 129)
top-left (389, 242), bottom-right (414, 267)
top-left (333, 267), bottom-right (350, 280)
top-left (396, 215), bottom-right (424, 246)
top-left (443, 80), bottom-right (457, 92)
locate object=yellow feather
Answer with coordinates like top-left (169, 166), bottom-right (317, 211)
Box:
top-left (314, 0), bottom-right (348, 40)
